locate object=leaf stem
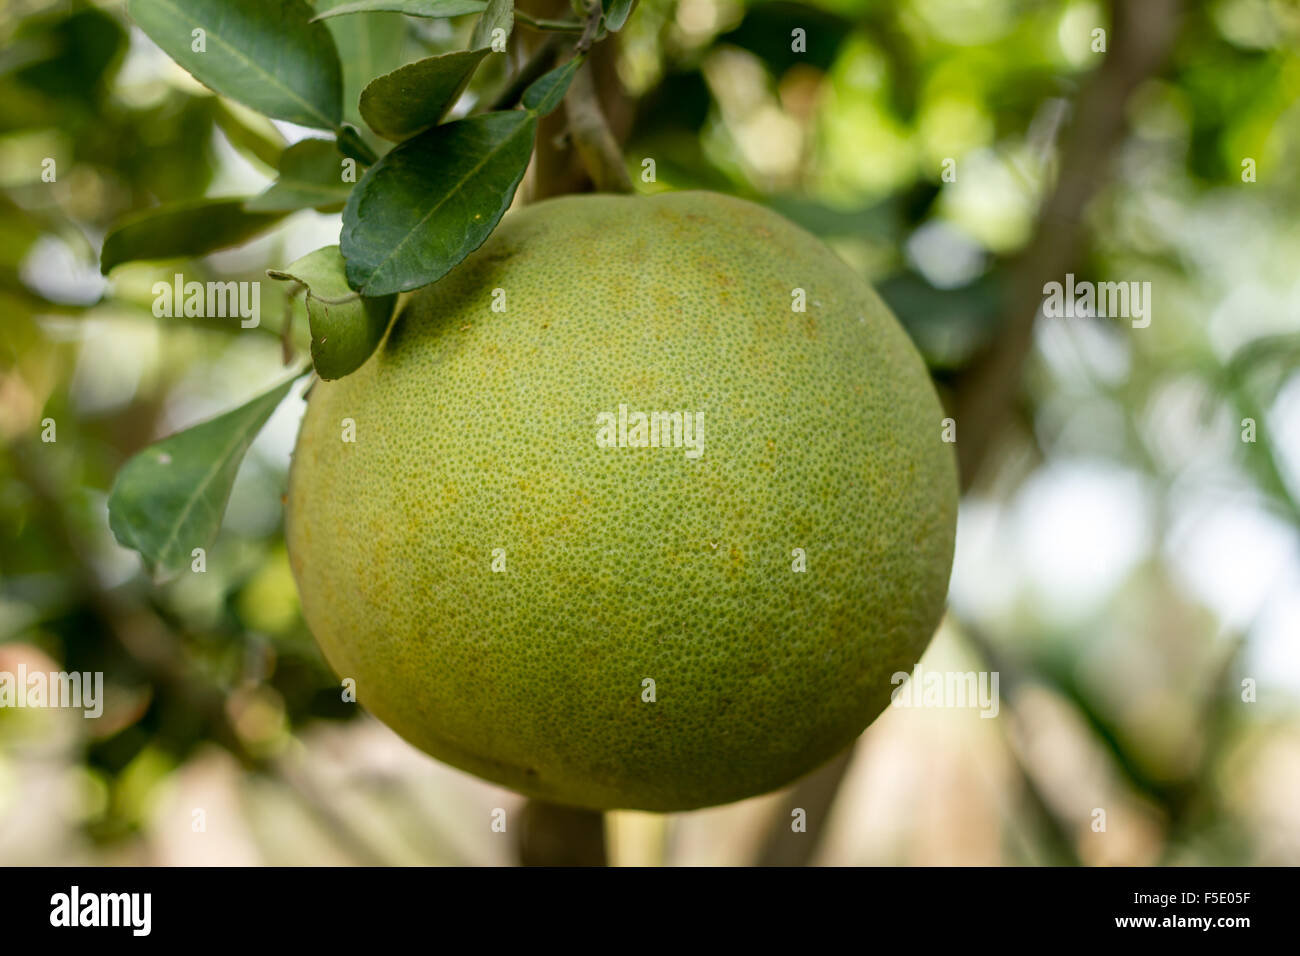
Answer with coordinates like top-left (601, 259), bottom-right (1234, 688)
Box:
top-left (514, 11), bottom-right (586, 33)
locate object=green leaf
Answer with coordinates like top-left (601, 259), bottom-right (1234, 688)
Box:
top-left (246, 139), bottom-right (352, 212)
top-left (210, 99), bottom-right (287, 170)
top-left (12, 6), bottom-right (127, 105)
top-left (359, 49), bottom-right (487, 141)
top-left (268, 246), bottom-right (396, 379)
top-left (717, 3), bottom-right (851, 74)
top-left (108, 371), bottom-right (304, 579)
top-left (340, 110), bottom-right (536, 295)
top-left (470, 0), bottom-right (513, 51)
top-left (101, 199), bottom-right (286, 274)
top-left (602, 0), bottom-right (634, 32)
top-left (311, 0), bottom-right (486, 20)
top-left (336, 124), bottom-right (381, 165)
top-left (127, 0), bottom-right (342, 129)
top-left (521, 55), bottom-right (583, 117)
top-left (314, 0), bottom-right (411, 132)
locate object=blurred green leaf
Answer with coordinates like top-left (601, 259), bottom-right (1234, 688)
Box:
top-left (210, 99), bottom-right (287, 170)
top-left (100, 199), bottom-right (286, 274)
top-left (127, 0), bottom-right (343, 129)
top-left (246, 139), bottom-right (352, 212)
top-left (12, 5), bottom-right (126, 104)
top-left (359, 50), bottom-right (488, 141)
top-left (1225, 332), bottom-right (1300, 398)
top-left (314, 0), bottom-right (411, 150)
top-left (311, 0), bottom-right (486, 20)
top-left (877, 271), bottom-right (1003, 371)
top-left (716, 2), bottom-right (851, 74)
top-left (765, 196), bottom-right (899, 240)
top-left (107, 371), bottom-right (304, 579)
top-left (98, 94), bottom-right (219, 203)
top-left (340, 110), bottom-right (536, 295)
top-left (0, 196), bottom-right (47, 270)
top-left (630, 69), bottom-right (711, 138)
top-left (269, 246), bottom-right (396, 379)
top-left (470, 0), bottom-right (513, 51)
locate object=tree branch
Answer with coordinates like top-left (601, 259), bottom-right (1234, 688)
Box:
top-left (951, 0), bottom-right (1184, 486)
top-left (564, 58), bottom-right (633, 193)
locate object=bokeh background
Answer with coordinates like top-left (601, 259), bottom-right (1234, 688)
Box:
top-left (1, 0), bottom-right (1298, 865)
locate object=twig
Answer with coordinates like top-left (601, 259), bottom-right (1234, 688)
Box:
top-left (573, 0), bottom-right (603, 53)
top-left (950, 0), bottom-right (1184, 486)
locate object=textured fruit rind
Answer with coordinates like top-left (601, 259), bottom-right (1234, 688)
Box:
top-left (286, 191), bottom-right (958, 811)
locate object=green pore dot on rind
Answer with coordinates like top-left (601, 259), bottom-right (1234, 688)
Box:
top-left (285, 191), bottom-right (958, 812)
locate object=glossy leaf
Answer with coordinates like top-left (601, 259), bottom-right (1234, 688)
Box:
top-left (101, 199), bottom-right (286, 274)
top-left (340, 110), bottom-right (536, 295)
top-left (245, 139), bottom-right (352, 212)
top-left (311, 0), bottom-right (486, 20)
top-left (359, 50), bottom-right (488, 141)
top-left (268, 246), bottom-right (396, 379)
top-left (521, 55), bottom-right (583, 117)
top-left (108, 371), bottom-right (304, 579)
top-left (127, 0), bottom-right (342, 129)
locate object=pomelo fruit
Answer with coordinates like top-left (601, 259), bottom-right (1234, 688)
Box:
top-left (286, 191), bottom-right (957, 811)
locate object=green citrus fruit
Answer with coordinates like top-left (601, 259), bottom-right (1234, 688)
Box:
top-left (286, 191), bottom-right (957, 811)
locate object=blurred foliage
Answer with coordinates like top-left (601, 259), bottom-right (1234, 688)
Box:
top-left (1, 0), bottom-right (1298, 865)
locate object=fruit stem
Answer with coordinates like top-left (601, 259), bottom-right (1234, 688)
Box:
top-left (517, 800), bottom-right (607, 866)
top-left (281, 281), bottom-right (303, 365)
